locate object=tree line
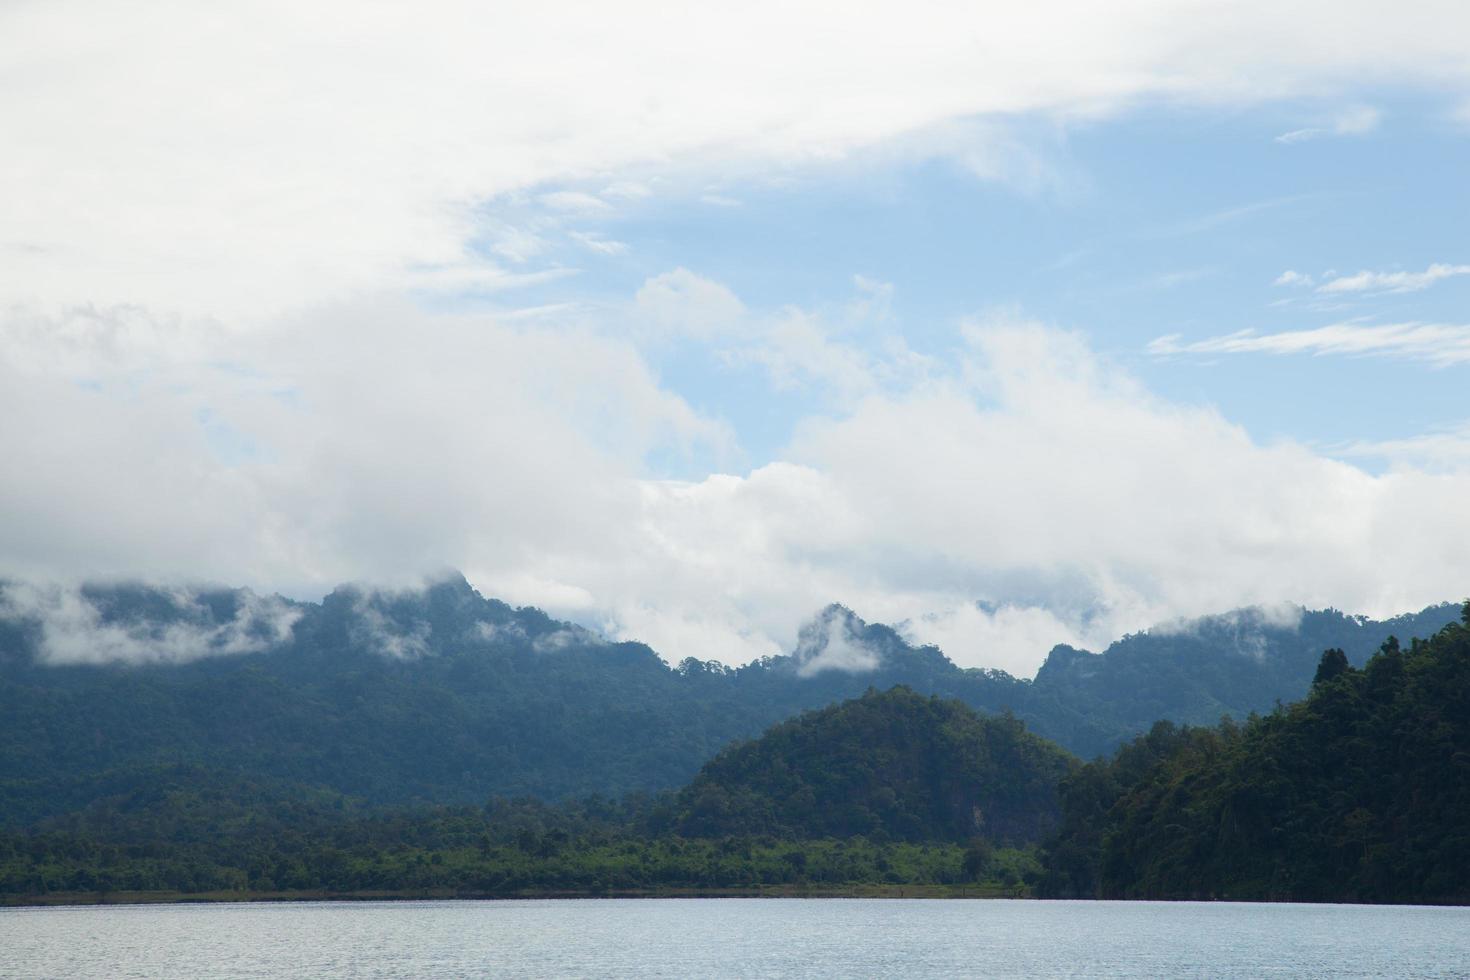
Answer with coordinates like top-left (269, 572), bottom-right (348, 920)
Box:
top-left (4, 605), bottom-right (1467, 905)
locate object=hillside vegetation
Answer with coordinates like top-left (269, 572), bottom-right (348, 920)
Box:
top-left (1040, 605), bottom-right (1470, 903)
top-left (2, 688), bottom-right (1061, 902)
top-left (7, 600), bottom-right (1470, 908)
top-left (0, 574), bottom-right (1458, 825)
top-left (676, 687), bottom-right (1074, 843)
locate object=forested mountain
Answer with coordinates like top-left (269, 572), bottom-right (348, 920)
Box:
top-left (0, 724), bottom-right (1040, 901)
top-left (1039, 606), bottom-right (1470, 903)
top-left (6, 610), bottom-right (1470, 904)
top-left (2, 689), bottom-right (1062, 900)
top-left (0, 574), bottom-right (1459, 826)
top-left (1025, 602), bottom-right (1458, 753)
top-left (675, 687), bottom-right (1075, 843)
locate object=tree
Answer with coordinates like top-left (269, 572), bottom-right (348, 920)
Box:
top-left (1313, 648), bottom-right (1349, 686)
top-left (962, 837), bottom-right (994, 881)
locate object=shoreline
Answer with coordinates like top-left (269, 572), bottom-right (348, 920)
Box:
top-left (10, 887), bottom-right (1468, 910)
top-left (3, 882), bottom-right (1022, 908)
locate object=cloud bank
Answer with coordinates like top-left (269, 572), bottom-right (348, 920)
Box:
top-left (7, 3), bottom-right (1470, 676)
top-left (7, 1), bottom-right (1470, 318)
top-left (8, 268), bottom-right (1470, 676)
top-left (7, 262), bottom-right (1470, 675)
top-left (0, 582), bottom-right (300, 666)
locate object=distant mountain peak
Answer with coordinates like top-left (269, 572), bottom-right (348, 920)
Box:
top-left (792, 604), bottom-right (882, 677)
top-left (1149, 602), bottom-right (1305, 640)
top-left (1034, 643), bottom-right (1100, 683)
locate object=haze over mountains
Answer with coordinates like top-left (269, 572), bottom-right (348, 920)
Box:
top-left (0, 573), bottom-right (1458, 827)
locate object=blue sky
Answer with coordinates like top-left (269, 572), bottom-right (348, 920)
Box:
top-left (5, 2), bottom-right (1470, 674)
top-left (473, 92), bottom-right (1470, 472)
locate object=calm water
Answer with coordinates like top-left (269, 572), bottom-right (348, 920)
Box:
top-left (3, 898), bottom-right (1469, 978)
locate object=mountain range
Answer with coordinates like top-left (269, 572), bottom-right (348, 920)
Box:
top-left (0, 574), bottom-right (1459, 826)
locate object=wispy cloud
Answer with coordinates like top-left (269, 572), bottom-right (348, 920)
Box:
top-left (634, 268), bottom-right (746, 340)
top-left (1276, 128), bottom-right (1327, 144)
top-left (1158, 195), bottom-right (1306, 237)
top-left (1151, 267), bottom-right (1216, 290)
top-left (568, 230), bottom-right (630, 256)
top-left (1149, 322), bottom-right (1470, 366)
top-left (404, 262), bottom-right (577, 294)
top-left (483, 222), bottom-right (551, 264)
top-left (1318, 263), bottom-right (1470, 295)
top-left (1275, 105), bottom-right (1382, 144)
top-left (1336, 422), bottom-right (1470, 473)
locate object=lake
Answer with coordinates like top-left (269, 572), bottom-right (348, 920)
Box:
top-left (3, 898), bottom-right (1469, 978)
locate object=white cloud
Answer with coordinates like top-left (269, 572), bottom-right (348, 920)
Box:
top-left (1148, 322), bottom-right (1470, 366)
top-left (1274, 269), bottom-right (1315, 287)
top-left (1149, 604), bottom-right (1305, 662)
top-left (905, 602), bottom-right (1089, 678)
top-left (0, 298), bottom-right (731, 597)
top-left (577, 320), bottom-right (1470, 674)
top-left (567, 231), bottom-right (630, 256)
top-left (1276, 128), bottom-right (1327, 144)
top-left (1151, 602), bottom-right (1304, 636)
top-left (1337, 422), bottom-right (1470, 473)
top-left (634, 268), bottom-right (746, 340)
top-left (730, 310), bottom-right (891, 401)
top-left (483, 223), bottom-right (551, 264)
top-left (7, 2), bottom-right (1470, 320)
top-left (9, 0), bottom-right (1470, 681)
top-left (539, 191), bottom-right (613, 214)
top-left (347, 590), bottom-right (432, 660)
top-left (792, 607), bottom-right (881, 677)
top-left (7, 304), bottom-right (1470, 676)
top-left (532, 625), bottom-right (606, 654)
top-left (1318, 262), bottom-right (1470, 294)
top-left (711, 275), bottom-right (934, 405)
top-left (0, 581), bottom-right (300, 665)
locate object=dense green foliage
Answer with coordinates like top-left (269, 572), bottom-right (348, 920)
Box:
top-left (1039, 608), bottom-right (1470, 903)
top-left (0, 689), bottom-right (1053, 902)
top-left (2, 575), bottom-right (1453, 826)
top-left (0, 784), bottom-right (1014, 900)
top-left (1026, 604), bottom-right (1456, 755)
top-left (7, 600), bottom-right (1470, 907)
top-left (676, 688), bottom-right (1074, 843)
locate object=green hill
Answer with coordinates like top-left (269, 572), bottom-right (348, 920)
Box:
top-left (675, 687), bottom-right (1076, 843)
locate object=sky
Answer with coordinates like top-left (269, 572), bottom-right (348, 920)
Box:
top-left (4, 1), bottom-right (1470, 675)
